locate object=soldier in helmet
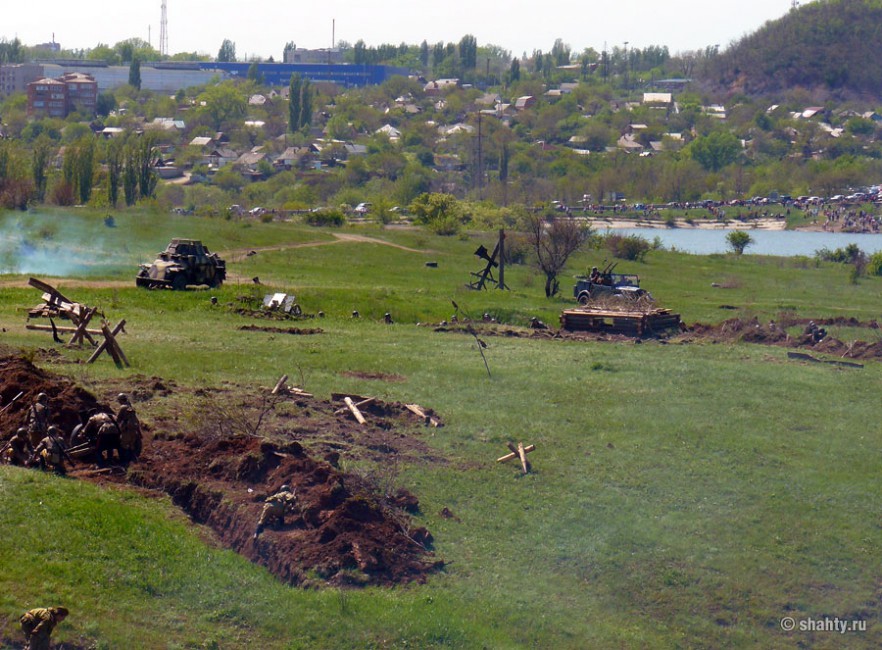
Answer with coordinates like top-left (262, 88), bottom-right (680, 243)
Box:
top-left (4, 427), bottom-right (32, 466)
top-left (254, 484), bottom-right (298, 539)
top-left (26, 393), bottom-right (51, 448)
top-left (31, 426), bottom-right (69, 475)
top-left (115, 393), bottom-right (142, 463)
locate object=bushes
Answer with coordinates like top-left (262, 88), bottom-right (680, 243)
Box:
top-left (601, 233), bottom-right (652, 261)
top-left (304, 208), bottom-right (345, 227)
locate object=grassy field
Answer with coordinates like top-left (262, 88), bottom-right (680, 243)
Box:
top-left (1, 208), bottom-right (880, 649)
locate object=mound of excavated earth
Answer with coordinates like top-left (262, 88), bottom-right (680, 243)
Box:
top-left (0, 354), bottom-right (444, 587)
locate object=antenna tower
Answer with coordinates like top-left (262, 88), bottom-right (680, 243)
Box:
top-left (159, 1), bottom-right (169, 56)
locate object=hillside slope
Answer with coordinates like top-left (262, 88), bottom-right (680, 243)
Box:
top-left (707, 0), bottom-right (882, 98)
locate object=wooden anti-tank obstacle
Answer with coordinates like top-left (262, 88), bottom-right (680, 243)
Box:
top-left (496, 441), bottom-right (536, 474)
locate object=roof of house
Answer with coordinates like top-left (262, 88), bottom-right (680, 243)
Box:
top-left (190, 136), bottom-right (213, 147)
top-left (643, 92), bottom-right (672, 104)
top-left (236, 151), bottom-right (267, 166)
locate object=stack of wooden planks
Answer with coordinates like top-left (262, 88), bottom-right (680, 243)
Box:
top-left (560, 307), bottom-right (681, 337)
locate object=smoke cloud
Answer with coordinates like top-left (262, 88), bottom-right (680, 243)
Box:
top-left (0, 211), bottom-right (132, 277)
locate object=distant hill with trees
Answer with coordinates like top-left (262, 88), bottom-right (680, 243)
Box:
top-left (705, 0), bottom-right (882, 99)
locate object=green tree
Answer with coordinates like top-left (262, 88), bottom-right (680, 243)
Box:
top-left (688, 131), bottom-right (741, 172)
top-left (106, 138), bottom-right (122, 207)
top-left (299, 78), bottom-right (313, 129)
top-left (282, 41), bottom-right (296, 62)
top-left (76, 137), bottom-right (96, 204)
top-left (459, 34), bottom-right (478, 70)
top-left (526, 211), bottom-right (590, 297)
top-left (31, 136), bottom-right (52, 203)
top-left (96, 92), bottom-right (116, 117)
top-left (408, 192), bottom-right (463, 235)
top-left (128, 57), bottom-right (141, 90)
top-left (123, 145), bottom-right (138, 206)
top-left (551, 38), bottom-right (571, 66)
top-left (726, 230), bottom-right (754, 255)
top-left (288, 74), bottom-right (302, 133)
top-left (247, 62), bottom-right (264, 85)
top-left (217, 39), bottom-right (237, 63)
top-left (198, 82), bottom-right (246, 131)
top-left (419, 40), bottom-right (429, 67)
top-left (507, 58), bottom-right (520, 85)
top-left (135, 133), bottom-right (159, 199)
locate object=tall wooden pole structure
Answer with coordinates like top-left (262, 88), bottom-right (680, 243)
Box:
top-left (498, 229), bottom-right (506, 290)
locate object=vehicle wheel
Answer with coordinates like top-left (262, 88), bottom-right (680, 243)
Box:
top-left (171, 274), bottom-right (187, 291)
top-left (577, 291), bottom-right (591, 306)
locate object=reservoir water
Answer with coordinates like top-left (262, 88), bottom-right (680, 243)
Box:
top-left (609, 227), bottom-right (882, 256)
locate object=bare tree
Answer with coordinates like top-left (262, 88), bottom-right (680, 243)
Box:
top-left (526, 211), bottom-right (591, 297)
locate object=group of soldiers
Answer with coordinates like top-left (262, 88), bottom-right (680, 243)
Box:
top-left (1, 392), bottom-right (143, 473)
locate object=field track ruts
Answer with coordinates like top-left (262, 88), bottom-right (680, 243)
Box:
top-left (0, 233), bottom-right (432, 289)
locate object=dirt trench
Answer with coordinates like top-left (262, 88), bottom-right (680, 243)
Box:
top-left (0, 354), bottom-right (443, 588)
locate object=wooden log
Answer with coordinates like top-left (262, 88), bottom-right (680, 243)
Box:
top-left (27, 324), bottom-right (102, 335)
top-left (271, 374), bottom-right (289, 395)
top-left (331, 392), bottom-right (371, 403)
top-left (87, 320), bottom-right (126, 364)
top-left (496, 444), bottom-right (536, 463)
top-left (334, 397), bottom-right (375, 415)
top-left (404, 403), bottom-right (441, 427)
top-left (517, 442), bottom-right (530, 474)
top-left (404, 403), bottom-right (427, 419)
top-left (343, 396), bottom-right (367, 425)
top-left (29, 277), bottom-right (73, 304)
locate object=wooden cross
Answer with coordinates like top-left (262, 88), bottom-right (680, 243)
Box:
top-left (496, 441), bottom-right (536, 474)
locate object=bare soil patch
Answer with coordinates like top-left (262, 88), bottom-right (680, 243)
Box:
top-left (431, 316), bottom-right (882, 360)
top-left (0, 355), bottom-right (444, 588)
top-left (238, 325), bottom-right (323, 335)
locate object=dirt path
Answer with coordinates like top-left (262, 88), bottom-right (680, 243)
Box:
top-left (222, 233), bottom-right (430, 262)
top-left (0, 234), bottom-right (432, 289)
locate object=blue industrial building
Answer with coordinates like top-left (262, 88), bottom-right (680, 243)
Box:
top-left (197, 62), bottom-right (409, 87)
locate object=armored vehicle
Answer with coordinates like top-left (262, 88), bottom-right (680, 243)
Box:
top-left (136, 239), bottom-right (226, 290)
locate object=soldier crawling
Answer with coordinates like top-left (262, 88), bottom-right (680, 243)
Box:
top-left (253, 485), bottom-right (298, 539)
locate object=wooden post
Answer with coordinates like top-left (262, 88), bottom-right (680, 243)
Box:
top-left (343, 396), bottom-right (367, 425)
top-left (497, 228), bottom-right (507, 290)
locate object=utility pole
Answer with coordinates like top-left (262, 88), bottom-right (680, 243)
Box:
top-left (475, 112), bottom-right (484, 198)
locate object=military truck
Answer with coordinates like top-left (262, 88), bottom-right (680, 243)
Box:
top-left (136, 239), bottom-right (226, 290)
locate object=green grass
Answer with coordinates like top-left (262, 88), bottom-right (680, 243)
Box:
top-left (1, 209), bottom-right (880, 649)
